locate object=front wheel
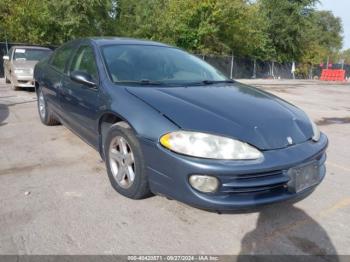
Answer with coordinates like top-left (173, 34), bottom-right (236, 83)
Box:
top-left (104, 124), bottom-right (151, 199)
top-left (37, 87), bottom-right (60, 126)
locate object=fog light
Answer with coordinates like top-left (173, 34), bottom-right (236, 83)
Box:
top-left (189, 175), bottom-right (219, 193)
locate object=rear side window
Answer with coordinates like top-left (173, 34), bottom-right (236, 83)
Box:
top-left (70, 45), bottom-right (98, 81)
top-left (50, 44), bottom-right (74, 73)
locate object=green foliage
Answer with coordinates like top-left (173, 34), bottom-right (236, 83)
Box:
top-left (0, 0), bottom-right (344, 65)
top-left (258, 0), bottom-right (320, 62)
top-left (295, 9), bottom-right (343, 75)
top-left (115, 0), bottom-right (275, 58)
top-left (300, 10), bottom-right (343, 64)
top-left (0, 0), bottom-right (116, 45)
top-left (341, 49), bottom-right (350, 64)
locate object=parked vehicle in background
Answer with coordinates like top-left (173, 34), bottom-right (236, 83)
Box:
top-left (34, 37), bottom-right (328, 211)
top-left (3, 46), bottom-right (52, 90)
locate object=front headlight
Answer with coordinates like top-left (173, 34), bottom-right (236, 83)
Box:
top-left (311, 120), bottom-right (320, 142)
top-left (160, 131), bottom-right (263, 160)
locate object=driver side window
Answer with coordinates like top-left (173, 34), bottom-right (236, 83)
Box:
top-left (70, 45), bottom-right (98, 81)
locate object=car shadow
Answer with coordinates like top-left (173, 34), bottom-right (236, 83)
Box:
top-left (0, 103), bottom-right (9, 126)
top-left (236, 203), bottom-right (339, 261)
top-left (18, 87), bottom-right (35, 93)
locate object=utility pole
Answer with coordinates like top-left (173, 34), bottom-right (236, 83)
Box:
top-left (326, 56), bottom-right (329, 69)
top-left (252, 59), bottom-right (257, 79)
top-left (230, 52), bottom-right (234, 79)
top-left (310, 65), bottom-right (313, 80)
top-left (341, 59), bottom-right (345, 70)
top-left (5, 32), bottom-right (9, 53)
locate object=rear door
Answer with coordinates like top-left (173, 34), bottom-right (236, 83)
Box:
top-left (44, 42), bottom-right (76, 114)
top-left (60, 42), bottom-right (100, 148)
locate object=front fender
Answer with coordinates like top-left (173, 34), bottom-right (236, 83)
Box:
top-left (97, 85), bottom-right (180, 158)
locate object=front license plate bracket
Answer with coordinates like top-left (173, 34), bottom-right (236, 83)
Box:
top-left (287, 161), bottom-right (320, 193)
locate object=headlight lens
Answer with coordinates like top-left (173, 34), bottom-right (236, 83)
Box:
top-left (311, 120), bottom-right (320, 142)
top-left (160, 131), bottom-right (262, 160)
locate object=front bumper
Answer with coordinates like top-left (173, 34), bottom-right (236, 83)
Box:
top-left (11, 74), bottom-right (35, 87)
top-left (140, 133), bottom-right (328, 211)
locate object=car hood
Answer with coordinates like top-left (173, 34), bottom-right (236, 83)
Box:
top-left (12, 60), bottom-right (38, 69)
top-left (126, 83), bottom-right (313, 150)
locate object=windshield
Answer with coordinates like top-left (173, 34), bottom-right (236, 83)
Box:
top-left (101, 45), bottom-right (228, 85)
top-left (13, 48), bottom-right (52, 61)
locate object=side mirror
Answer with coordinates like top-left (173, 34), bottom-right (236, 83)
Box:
top-left (3, 55), bottom-right (9, 61)
top-left (70, 70), bottom-right (96, 87)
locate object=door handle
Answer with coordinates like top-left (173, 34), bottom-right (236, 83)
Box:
top-left (53, 81), bottom-right (63, 89)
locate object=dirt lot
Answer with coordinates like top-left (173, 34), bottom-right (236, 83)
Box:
top-left (0, 78), bottom-right (350, 255)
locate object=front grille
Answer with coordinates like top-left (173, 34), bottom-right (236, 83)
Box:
top-left (219, 170), bottom-right (289, 194)
top-left (23, 69), bottom-right (32, 74)
top-left (18, 80), bottom-right (30, 84)
top-left (16, 68), bottom-right (33, 75)
top-left (217, 152), bottom-right (326, 195)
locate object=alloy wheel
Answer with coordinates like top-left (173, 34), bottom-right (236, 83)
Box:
top-left (109, 136), bottom-right (136, 189)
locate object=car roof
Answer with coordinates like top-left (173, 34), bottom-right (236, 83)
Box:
top-left (86, 37), bottom-right (170, 47)
top-left (11, 45), bottom-right (51, 50)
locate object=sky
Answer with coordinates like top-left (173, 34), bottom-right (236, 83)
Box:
top-left (317, 0), bottom-right (350, 50)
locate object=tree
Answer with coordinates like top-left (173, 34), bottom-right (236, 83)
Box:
top-left (0, 0), bottom-right (117, 45)
top-left (0, 0), bottom-right (344, 68)
top-left (258, 0), bottom-right (319, 62)
top-left (311, 10), bottom-right (343, 63)
top-left (296, 10), bottom-right (343, 77)
top-left (115, 0), bottom-right (272, 57)
top-left (341, 49), bottom-right (350, 64)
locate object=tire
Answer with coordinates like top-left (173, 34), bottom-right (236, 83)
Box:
top-left (37, 87), bottom-right (60, 126)
top-left (104, 124), bottom-right (151, 199)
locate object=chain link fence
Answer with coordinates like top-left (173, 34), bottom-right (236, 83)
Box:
top-left (1, 42), bottom-right (349, 80)
top-left (198, 54), bottom-right (350, 80)
top-left (199, 55), bottom-right (294, 79)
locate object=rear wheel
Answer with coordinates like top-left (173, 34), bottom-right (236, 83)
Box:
top-left (37, 87), bottom-right (60, 126)
top-left (104, 124), bottom-right (151, 199)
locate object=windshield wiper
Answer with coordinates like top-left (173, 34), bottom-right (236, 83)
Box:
top-left (187, 79), bottom-right (235, 86)
top-left (202, 80), bottom-right (235, 85)
top-left (114, 79), bottom-right (163, 85)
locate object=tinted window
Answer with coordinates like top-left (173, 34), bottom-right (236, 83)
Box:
top-left (51, 44), bottom-right (74, 73)
top-left (13, 48), bottom-right (52, 61)
top-left (101, 45), bottom-right (227, 84)
top-left (70, 45), bottom-right (98, 80)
